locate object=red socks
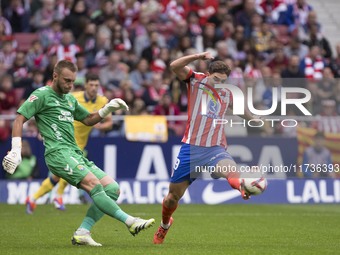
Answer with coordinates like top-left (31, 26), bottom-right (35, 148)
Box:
top-left (162, 200), bottom-right (178, 225)
top-left (227, 172), bottom-right (241, 190)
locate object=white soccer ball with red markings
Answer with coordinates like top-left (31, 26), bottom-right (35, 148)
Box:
top-left (241, 177), bottom-right (268, 195)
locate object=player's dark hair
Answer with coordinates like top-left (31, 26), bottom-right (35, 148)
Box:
top-left (54, 60), bottom-right (78, 74)
top-left (85, 72), bottom-right (99, 82)
top-left (208, 61), bottom-right (231, 76)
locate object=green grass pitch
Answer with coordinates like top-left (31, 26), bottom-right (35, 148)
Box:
top-left (0, 204), bottom-right (339, 255)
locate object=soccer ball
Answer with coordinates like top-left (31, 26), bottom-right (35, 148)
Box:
top-left (241, 176), bottom-right (268, 195)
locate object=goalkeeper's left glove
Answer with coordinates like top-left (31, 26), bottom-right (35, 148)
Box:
top-left (98, 98), bottom-right (129, 118)
top-left (2, 137), bottom-right (22, 174)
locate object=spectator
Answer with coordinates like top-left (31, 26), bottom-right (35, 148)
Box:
top-left (251, 18), bottom-right (275, 56)
top-left (43, 54), bottom-right (58, 84)
top-left (111, 23), bottom-right (132, 51)
top-left (329, 42), bottom-right (340, 78)
top-left (77, 22), bottom-right (97, 54)
top-left (20, 70), bottom-right (44, 105)
top-left (303, 23), bottom-right (332, 60)
top-left (25, 40), bottom-right (49, 71)
top-left (0, 118), bottom-right (11, 142)
top-left (141, 31), bottom-right (164, 64)
top-left (0, 40), bottom-right (16, 72)
top-left (74, 53), bottom-right (88, 86)
top-left (300, 45), bottom-right (324, 80)
top-left (174, 35), bottom-right (194, 57)
top-left (299, 10), bottom-right (320, 41)
top-left (167, 19), bottom-right (189, 50)
top-left (115, 0), bottom-right (142, 29)
top-left (302, 131), bottom-right (335, 178)
top-left (316, 67), bottom-right (335, 101)
top-left (142, 72), bottom-right (168, 110)
top-left (267, 46), bottom-right (289, 73)
top-left (225, 57), bottom-right (246, 92)
top-left (312, 100), bottom-right (340, 133)
top-left (201, 23), bottom-right (219, 50)
top-left (332, 80), bottom-right (340, 115)
top-left (0, 74), bottom-right (18, 114)
top-left (226, 25), bottom-right (247, 61)
top-left (168, 77), bottom-right (188, 113)
top-left (85, 29), bottom-right (111, 67)
top-left (3, 0), bottom-right (30, 32)
top-left (207, 1), bottom-right (229, 28)
top-left (5, 140), bottom-right (39, 180)
top-left (0, 16), bottom-right (13, 41)
top-left (186, 11), bottom-right (203, 39)
top-left (214, 41), bottom-right (232, 61)
top-left (257, 0), bottom-right (288, 25)
top-left (283, 36), bottom-right (309, 60)
top-left (154, 93), bottom-right (183, 136)
top-left (235, 0), bottom-right (260, 39)
top-left (91, 0), bottom-right (115, 26)
top-left (99, 51), bottom-right (129, 91)
top-left (290, 0), bottom-right (313, 28)
top-left (214, 14), bottom-right (234, 41)
top-left (48, 30), bottom-right (82, 63)
top-left (62, 0), bottom-right (90, 39)
top-left (31, 0), bottom-right (61, 31)
top-left (130, 98), bottom-right (148, 115)
top-left (39, 20), bottom-right (63, 49)
top-left (281, 55), bottom-right (306, 88)
top-left (129, 58), bottom-right (153, 92)
top-left (7, 51), bottom-right (30, 86)
top-left (190, 0), bottom-right (218, 26)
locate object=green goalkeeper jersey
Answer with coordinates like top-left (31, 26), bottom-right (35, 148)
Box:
top-left (18, 86), bottom-right (90, 156)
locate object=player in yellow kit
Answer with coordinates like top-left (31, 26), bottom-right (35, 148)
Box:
top-left (25, 73), bottom-right (112, 213)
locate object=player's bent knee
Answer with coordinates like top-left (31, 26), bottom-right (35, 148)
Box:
top-left (104, 181), bottom-right (120, 201)
top-left (166, 193), bottom-right (181, 205)
top-left (80, 173), bottom-right (101, 193)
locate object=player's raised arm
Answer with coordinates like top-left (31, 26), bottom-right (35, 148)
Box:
top-left (81, 98), bottom-right (129, 126)
top-left (2, 114), bottom-right (28, 174)
top-left (170, 51), bottom-right (214, 80)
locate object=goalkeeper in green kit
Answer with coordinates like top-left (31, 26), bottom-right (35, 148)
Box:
top-left (2, 60), bottom-right (155, 246)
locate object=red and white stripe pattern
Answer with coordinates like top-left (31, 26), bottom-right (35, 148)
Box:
top-left (313, 116), bottom-right (340, 134)
top-left (182, 69), bottom-right (232, 148)
top-left (304, 56), bottom-right (324, 80)
top-left (48, 44), bottom-right (81, 63)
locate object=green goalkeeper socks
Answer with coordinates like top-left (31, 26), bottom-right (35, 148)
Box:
top-left (89, 184), bottom-right (129, 224)
top-left (80, 182), bottom-right (121, 231)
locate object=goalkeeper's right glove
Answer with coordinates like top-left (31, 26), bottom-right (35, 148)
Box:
top-left (98, 98), bottom-right (129, 118)
top-left (2, 137), bottom-right (22, 174)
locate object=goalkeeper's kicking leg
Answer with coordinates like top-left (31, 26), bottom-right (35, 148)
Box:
top-left (45, 151), bottom-right (155, 246)
top-left (72, 176), bottom-right (120, 246)
top-left (71, 173), bottom-right (155, 246)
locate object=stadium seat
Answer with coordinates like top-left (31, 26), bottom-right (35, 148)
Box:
top-left (13, 33), bottom-right (39, 52)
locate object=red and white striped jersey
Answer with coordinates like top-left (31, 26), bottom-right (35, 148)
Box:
top-left (182, 69), bottom-right (232, 148)
top-left (48, 44), bottom-right (81, 63)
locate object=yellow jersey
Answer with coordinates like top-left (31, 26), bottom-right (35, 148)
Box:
top-left (72, 91), bottom-right (108, 150)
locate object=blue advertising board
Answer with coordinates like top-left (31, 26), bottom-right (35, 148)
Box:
top-left (0, 179), bottom-right (339, 204)
top-left (0, 136), bottom-right (299, 179)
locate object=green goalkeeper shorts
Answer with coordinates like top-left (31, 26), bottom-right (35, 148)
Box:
top-left (45, 148), bottom-right (106, 188)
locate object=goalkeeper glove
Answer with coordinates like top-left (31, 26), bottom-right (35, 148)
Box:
top-left (98, 98), bottom-right (129, 118)
top-left (2, 137), bottom-right (22, 174)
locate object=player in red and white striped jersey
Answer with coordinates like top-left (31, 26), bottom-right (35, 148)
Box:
top-left (153, 52), bottom-right (255, 244)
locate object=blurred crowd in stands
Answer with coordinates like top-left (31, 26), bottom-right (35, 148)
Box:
top-left (1, 0), bottom-right (340, 139)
